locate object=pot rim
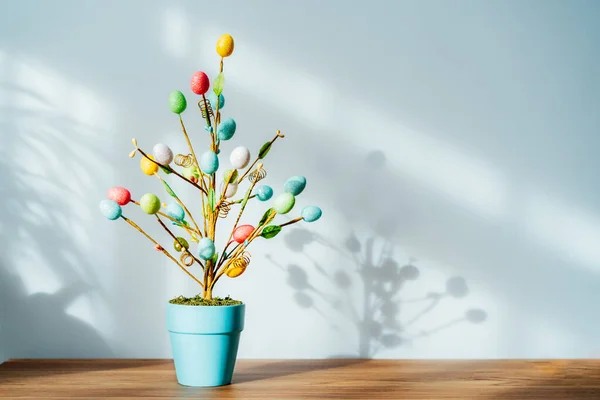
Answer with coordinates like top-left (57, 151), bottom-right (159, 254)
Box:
top-left (167, 301), bottom-right (245, 308)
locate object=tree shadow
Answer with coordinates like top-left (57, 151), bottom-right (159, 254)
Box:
top-left (0, 55), bottom-right (112, 371)
top-left (272, 228), bottom-right (487, 358)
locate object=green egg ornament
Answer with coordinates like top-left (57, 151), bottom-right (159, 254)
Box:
top-left (301, 206), bottom-right (322, 222)
top-left (182, 165), bottom-right (200, 180)
top-left (273, 192), bottom-right (295, 214)
top-left (284, 176), bottom-right (306, 196)
top-left (173, 237), bottom-right (189, 252)
top-left (200, 151), bottom-right (219, 174)
top-left (169, 90), bottom-right (187, 114)
top-left (197, 237), bottom-right (216, 260)
top-left (140, 193), bottom-right (161, 214)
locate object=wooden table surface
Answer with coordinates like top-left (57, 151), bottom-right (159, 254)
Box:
top-left (1, 359), bottom-right (599, 399)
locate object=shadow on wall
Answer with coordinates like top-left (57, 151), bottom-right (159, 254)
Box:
top-left (271, 230), bottom-right (487, 358)
top-left (0, 59), bottom-right (112, 361)
top-left (267, 149), bottom-right (487, 358)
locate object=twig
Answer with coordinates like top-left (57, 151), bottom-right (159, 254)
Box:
top-left (229, 194), bottom-right (257, 204)
top-left (154, 174), bottom-right (203, 238)
top-left (136, 147), bottom-right (207, 195)
top-left (129, 199), bottom-right (200, 237)
top-left (279, 217), bottom-right (303, 228)
top-left (155, 215), bottom-right (205, 270)
top-left (179, 115), bottom-right (208, 192)
top-left (237, 130), bottom-right (285, 183)
top-left (214, 171), bottom-right (261, 273)
top-left (120, 215), bottom-right (203, 287)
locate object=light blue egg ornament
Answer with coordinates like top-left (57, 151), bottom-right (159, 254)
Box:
top-left (301, 206), bottom-right (322, 222)
top-left (197, 238), bottom-right (216, 260)
top-left (99, 200), bottom-right (122, 220)
top-left (166, 202), bottom-right (185, 221)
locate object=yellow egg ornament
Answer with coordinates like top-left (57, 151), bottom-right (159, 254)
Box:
top-left (216, 34), bottom-right (234, 57)
top-left (140, 155), bottom-right (159, 175)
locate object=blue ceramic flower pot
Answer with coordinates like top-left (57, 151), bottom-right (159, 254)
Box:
top-left (166, 302), bottom-right (245, 387)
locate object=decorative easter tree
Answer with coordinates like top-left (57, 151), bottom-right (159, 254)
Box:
top-left (99, 34), bottom-right (321, 301)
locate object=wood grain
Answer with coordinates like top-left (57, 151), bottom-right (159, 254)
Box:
top-left (1, 359), bottom-right (600, 399)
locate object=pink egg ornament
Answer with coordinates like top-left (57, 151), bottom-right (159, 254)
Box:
top-left (106, 186), bottom-right (131, 206)
top-left (190, 71), bottom-right (210, 95)
top-left (233, 225), bottom-right (255, 244)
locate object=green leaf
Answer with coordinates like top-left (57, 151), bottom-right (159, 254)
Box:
top-left (162, 180), bottom-right (177, 198)
top-left (211, 253), bottom-right (219, 264)
top-left (261, 225), bottom-right (282, 239)
top-left (159, 165), bottom-right (173, 174)
top-left (259, 208), bottom-right (276, 226)
top-left (258, 141), bottom-right (272, 159)
top-left (208, 188), bottom-right (216, 211)
top-left (182, 220), bottom-right (190, 227)
top-left (224, 169), bottom-right (238, 185)
top-left (213, 73), bottom-right (225, 96)
top-left (240, 186), bottom-right (252, 208)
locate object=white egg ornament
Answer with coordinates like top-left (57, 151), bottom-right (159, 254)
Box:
top-left (153, 143), bottom-right (174, 165)
top-left (230, 146), bottom-right (250, 169)
top-left (220, 181), bottom-right (238, 198)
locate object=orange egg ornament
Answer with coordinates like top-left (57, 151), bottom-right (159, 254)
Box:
top-left (216, 34), bottom-right (234, 57)
top-left (232, 224), bottom-right (254, 243)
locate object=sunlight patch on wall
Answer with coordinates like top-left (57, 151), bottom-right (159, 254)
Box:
top-left (524, 192), bottom-right (600, 270)
top-left (64, 294), bottom-right (96, 330)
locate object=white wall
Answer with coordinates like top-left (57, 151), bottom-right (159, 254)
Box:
top-left (1, 0), bottom-right (600, 361)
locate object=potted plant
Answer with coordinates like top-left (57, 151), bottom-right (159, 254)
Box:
top-left (98, 34), bottom-right (322, 387)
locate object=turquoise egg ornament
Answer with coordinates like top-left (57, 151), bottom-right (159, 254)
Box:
top-left (99, 200), bottom-right (122, 220)
top-left (217, 118), bottom-right (236, 141)
top-left (256, 185), bottom-right (273, 201)
top-left (208, 91), bottom-right (225, 110)
top-left (166, 202), bottom-right (185, 221)
top-left (284, 176), bottom-right (306, 196)
top-left (301, 206), bottom-right (322, 222)
top-left (200, 151), bottom-right (219, 174)
top-left (273, 192), bottom-right (295, 214)
top-left (197, 238), bottom-right (216, 260)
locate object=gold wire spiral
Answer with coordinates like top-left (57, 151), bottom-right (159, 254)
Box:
top-left (248, 166), bottom-right (267, 183)
top-left (225, 252), bottom-right (250, 278)
top-left (217, 201), bottom-right (231, 218)
top-left (174, 153), bottom-right (194, 167)
top-left (198, 98), bottom-right (214, 119)
top-left (180, 251), bottom-right (195, 267)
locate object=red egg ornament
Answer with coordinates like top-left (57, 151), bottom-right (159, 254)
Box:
top-left (106, 186), bottom-right (131, 206)
top-left (190, 71), bottom-right (210, 95)
top-left (233, 225), bottom-right (255, 244)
